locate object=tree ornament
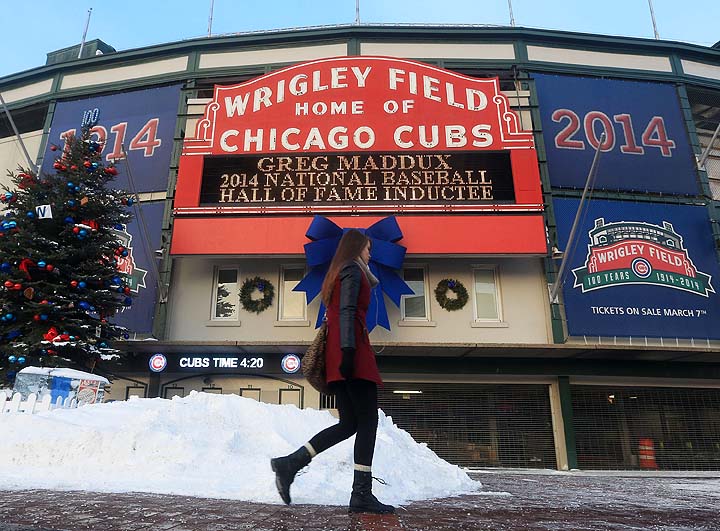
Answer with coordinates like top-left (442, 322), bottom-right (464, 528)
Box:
top-left (434, 278), bottom-right (469, 311)
top-left (50, 145), bottom-right (58, 151)
top-left (239, 276), bottom-right (275, 314)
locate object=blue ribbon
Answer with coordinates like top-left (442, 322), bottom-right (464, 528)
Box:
top-left (294, 216), bottom-right (414, 331)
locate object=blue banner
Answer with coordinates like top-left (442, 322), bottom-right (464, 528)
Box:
top-left (534, 74), bottom-right (698, 195)
top-left (554, 198), bottom-right (720, 339)
top-left (41, 85), bottom-right (181, 193)
top-left (112, 201), bottom-right (164, 335)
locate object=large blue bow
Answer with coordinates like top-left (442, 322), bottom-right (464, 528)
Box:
top-left (294, 216), bottom-right (414, 331)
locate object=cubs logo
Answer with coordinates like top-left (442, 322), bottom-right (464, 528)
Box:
top-left (281, 354), bottom-right (301, 374)
top-left (149, 353), bottom-right (167, 372)
top-left (573, 218), bottom-right (715, 297)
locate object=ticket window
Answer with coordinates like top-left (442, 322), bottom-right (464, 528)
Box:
top-left (280, 388), bottom-right (302, 407)
top-left (164, 386), bottom-right (185, 399)
top-left (125, 386), bottom-right (146, 399)
top-left (240, 387), bottom-right (262, 401)
top-left (202, 386), bottom-right (223, 394)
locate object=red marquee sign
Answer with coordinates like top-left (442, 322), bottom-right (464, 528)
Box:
top-left (172, 57), bottom-right (545, 255)
top-left (183, 56), bottom-right (534, 156)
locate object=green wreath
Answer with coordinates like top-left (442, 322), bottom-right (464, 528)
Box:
top-left (239, 276), bottom-right (275, 314)
top-left (434, 278), bottom-right (469, 311)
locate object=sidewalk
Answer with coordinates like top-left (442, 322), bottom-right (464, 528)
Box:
top-left (0, 471), bottom-right (716, 530)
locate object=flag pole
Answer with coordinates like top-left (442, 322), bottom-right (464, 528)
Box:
top-left (647, 0), bottom-right (660, 39)
top-left (507, 0), bottom-right (516, 27)
top-left (549, 132), bottom-right (606, 304)
top-left (208, 0), bottom-right (215, 37)
top-left (77, 8), bottom-right (93, 59)
top-left (0, 92), bottom-right (38, 173)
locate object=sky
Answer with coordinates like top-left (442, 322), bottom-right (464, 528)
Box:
top-left (0, 391), bottom-right (482, 504)
top-left (0, 0), bottom-right (718, 79)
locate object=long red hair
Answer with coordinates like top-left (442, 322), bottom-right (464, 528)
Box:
top-left (320, 229), bottom-right (370, 306)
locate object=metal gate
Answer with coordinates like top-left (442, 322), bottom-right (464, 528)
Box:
top-left (572, 385), bottom-right (720, 470)
top-left (378, 383), bottom-right (556, 469)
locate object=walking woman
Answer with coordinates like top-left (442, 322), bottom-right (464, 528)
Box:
top-left (271, 229), bottom-right (394, 514)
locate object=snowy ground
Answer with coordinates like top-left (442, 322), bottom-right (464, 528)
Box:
top-left (0, 391), bottom-right (480, 506)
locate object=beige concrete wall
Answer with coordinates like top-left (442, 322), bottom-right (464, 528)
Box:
top-left (165, 256), bottom-right (551, 346)
top-left (0, 131), bottom-right (43, 188)
top-left (527, 45), bottom-right (672, 72)
top-left (360, 42), bottom-right (515, 60)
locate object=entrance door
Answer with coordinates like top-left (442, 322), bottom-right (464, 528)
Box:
top-left (378, 383), bottom-right (556, 468)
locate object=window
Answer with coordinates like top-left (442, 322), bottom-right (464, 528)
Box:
top-left (473, 267), bottom-right (501, 321)
top-left (279, 266), bottom-right (307, 321)
top-left (212, 267), bottom-right (239, 320)
top-left (401, 267), bottom-right (429, 320)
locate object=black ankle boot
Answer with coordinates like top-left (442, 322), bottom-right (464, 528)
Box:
top-left (270, 446), bottom-right (312, 504)
top-left (349, 470), bottom-right (395, 514)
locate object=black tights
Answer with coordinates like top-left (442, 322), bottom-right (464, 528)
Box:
top-left (308, 379), bottom-right (378, 466)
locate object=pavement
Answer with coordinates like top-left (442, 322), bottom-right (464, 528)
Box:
top-left (0, 471), bottom-right (718, 531)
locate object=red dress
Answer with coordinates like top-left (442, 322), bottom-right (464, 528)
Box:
top-left (324, 263), bottom-right (383, 386)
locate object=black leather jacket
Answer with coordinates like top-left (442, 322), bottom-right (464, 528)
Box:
top-left (339, 261), bottom-right (362, 350)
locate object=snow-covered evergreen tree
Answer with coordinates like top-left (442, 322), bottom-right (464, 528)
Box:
top-left (0, 129), bottom-right (136, 384)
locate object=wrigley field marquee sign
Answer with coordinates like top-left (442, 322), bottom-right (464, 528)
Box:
top-left (180, 56), bottom-right (539, 215)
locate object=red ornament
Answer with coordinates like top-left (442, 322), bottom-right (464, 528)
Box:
top-left (46, 264), bottom-right (54, 271)
top-left (47, 349), bottom-right (57, 356)
top-left (71, 165), bottom-right (78, 171)
top-left (33, 314), bottom-right (41, 321)
top-left (124, 286), bottom-right (131, 294)
top-left (43, 327), bottom-right (59, 341)
top-left (104, 166), bottom-right (119, 176)
top-left (83, 161), bottom-right (92, 168)
top-left (13, 283), bottom-right (22, 290)
top-left (70, 280), bottom-right (78, 288)
top-left (3, 280), bottom-right (13, 288)
top-left (53, 162), bottom-right (62, 169)
top-left (41, 299), bottom-right (49, 305)
top-left (50, 145), bottom-right (58, 151)
top-left (72, 227), bottom-right (80, 234)
top-left (60, 334), bottom-right (70, 341)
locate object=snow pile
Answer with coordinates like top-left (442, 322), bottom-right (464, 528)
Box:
top-left (0, 391), bottom-right (480, 505)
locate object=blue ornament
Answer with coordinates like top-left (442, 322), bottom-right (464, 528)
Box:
top-left (17, 357), bottom-right (25, 364)
top-left (37, 261), bottom-right (46, 268)
top-left (4, 192), bottom-right (12, 200)
top-left (257, 282), bottom-right (265, 292)
top-left (8, 221), bottom-right (16, 228)
top-left (74, 186), bottom-right (80, 192)
top-left (114, 224), bottom-right (124, 230)
top-left (8, 356), bottom-right (16, 363)
top-left (6, 371), bottom-right (16, 380)
top-left (41, 349), bottom-right (47, 355)
top-left (40, 314), bottom-right (48, 321)
top-left (78, 301), bottom-right (91, 310)
top-left (121, 250), bottom-right (128, 257)
top-left (67, 182), bottom-right (74, 188)
top-left (123, 332), bottom-right (130, 339)
top-left (7, 330), bottom-right (21, 339)
top-left (78, 281), bottom-right (87, 288)
top-left (79, 229), bottom-right (88, 237)
top-left (5, 313), bottom-right (13, 321)
top-left (0, 262), bottom-right (11, 272)
top-left (67, 200), bottom-right (76, 207)
top-left (26, 211), bottom-right (35, 218)
top-left (448, 280), bottom-right (456, 288)
top-left (123, 297), bottom-right (132, 306)
top-left (91, 162), bottom-right (99, 169)
top-left (64, 216), bottom-right (75, 224)
top-left (127, 198), bottom-right (134, 206)
top-left (112, 276), bottom-right (121, 284)
top-left (99, 342), bottom-right (108, 348)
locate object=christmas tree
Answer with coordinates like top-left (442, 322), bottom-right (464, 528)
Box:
top-left (0, 129), bottom-right (136, 385)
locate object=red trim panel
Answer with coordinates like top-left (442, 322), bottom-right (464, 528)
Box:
top-left (170, 215), bottom-right (547, 255)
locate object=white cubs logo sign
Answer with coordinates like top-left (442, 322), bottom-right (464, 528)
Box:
top-left (573, 218), bottom-right (715, 297)
top-left (281, 354), bottom-right (301, 374)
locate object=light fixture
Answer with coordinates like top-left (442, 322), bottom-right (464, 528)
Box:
top-left (393, 390), bottom-right (422, 394)
top-left (551, 246), bottom-right (564, 259)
